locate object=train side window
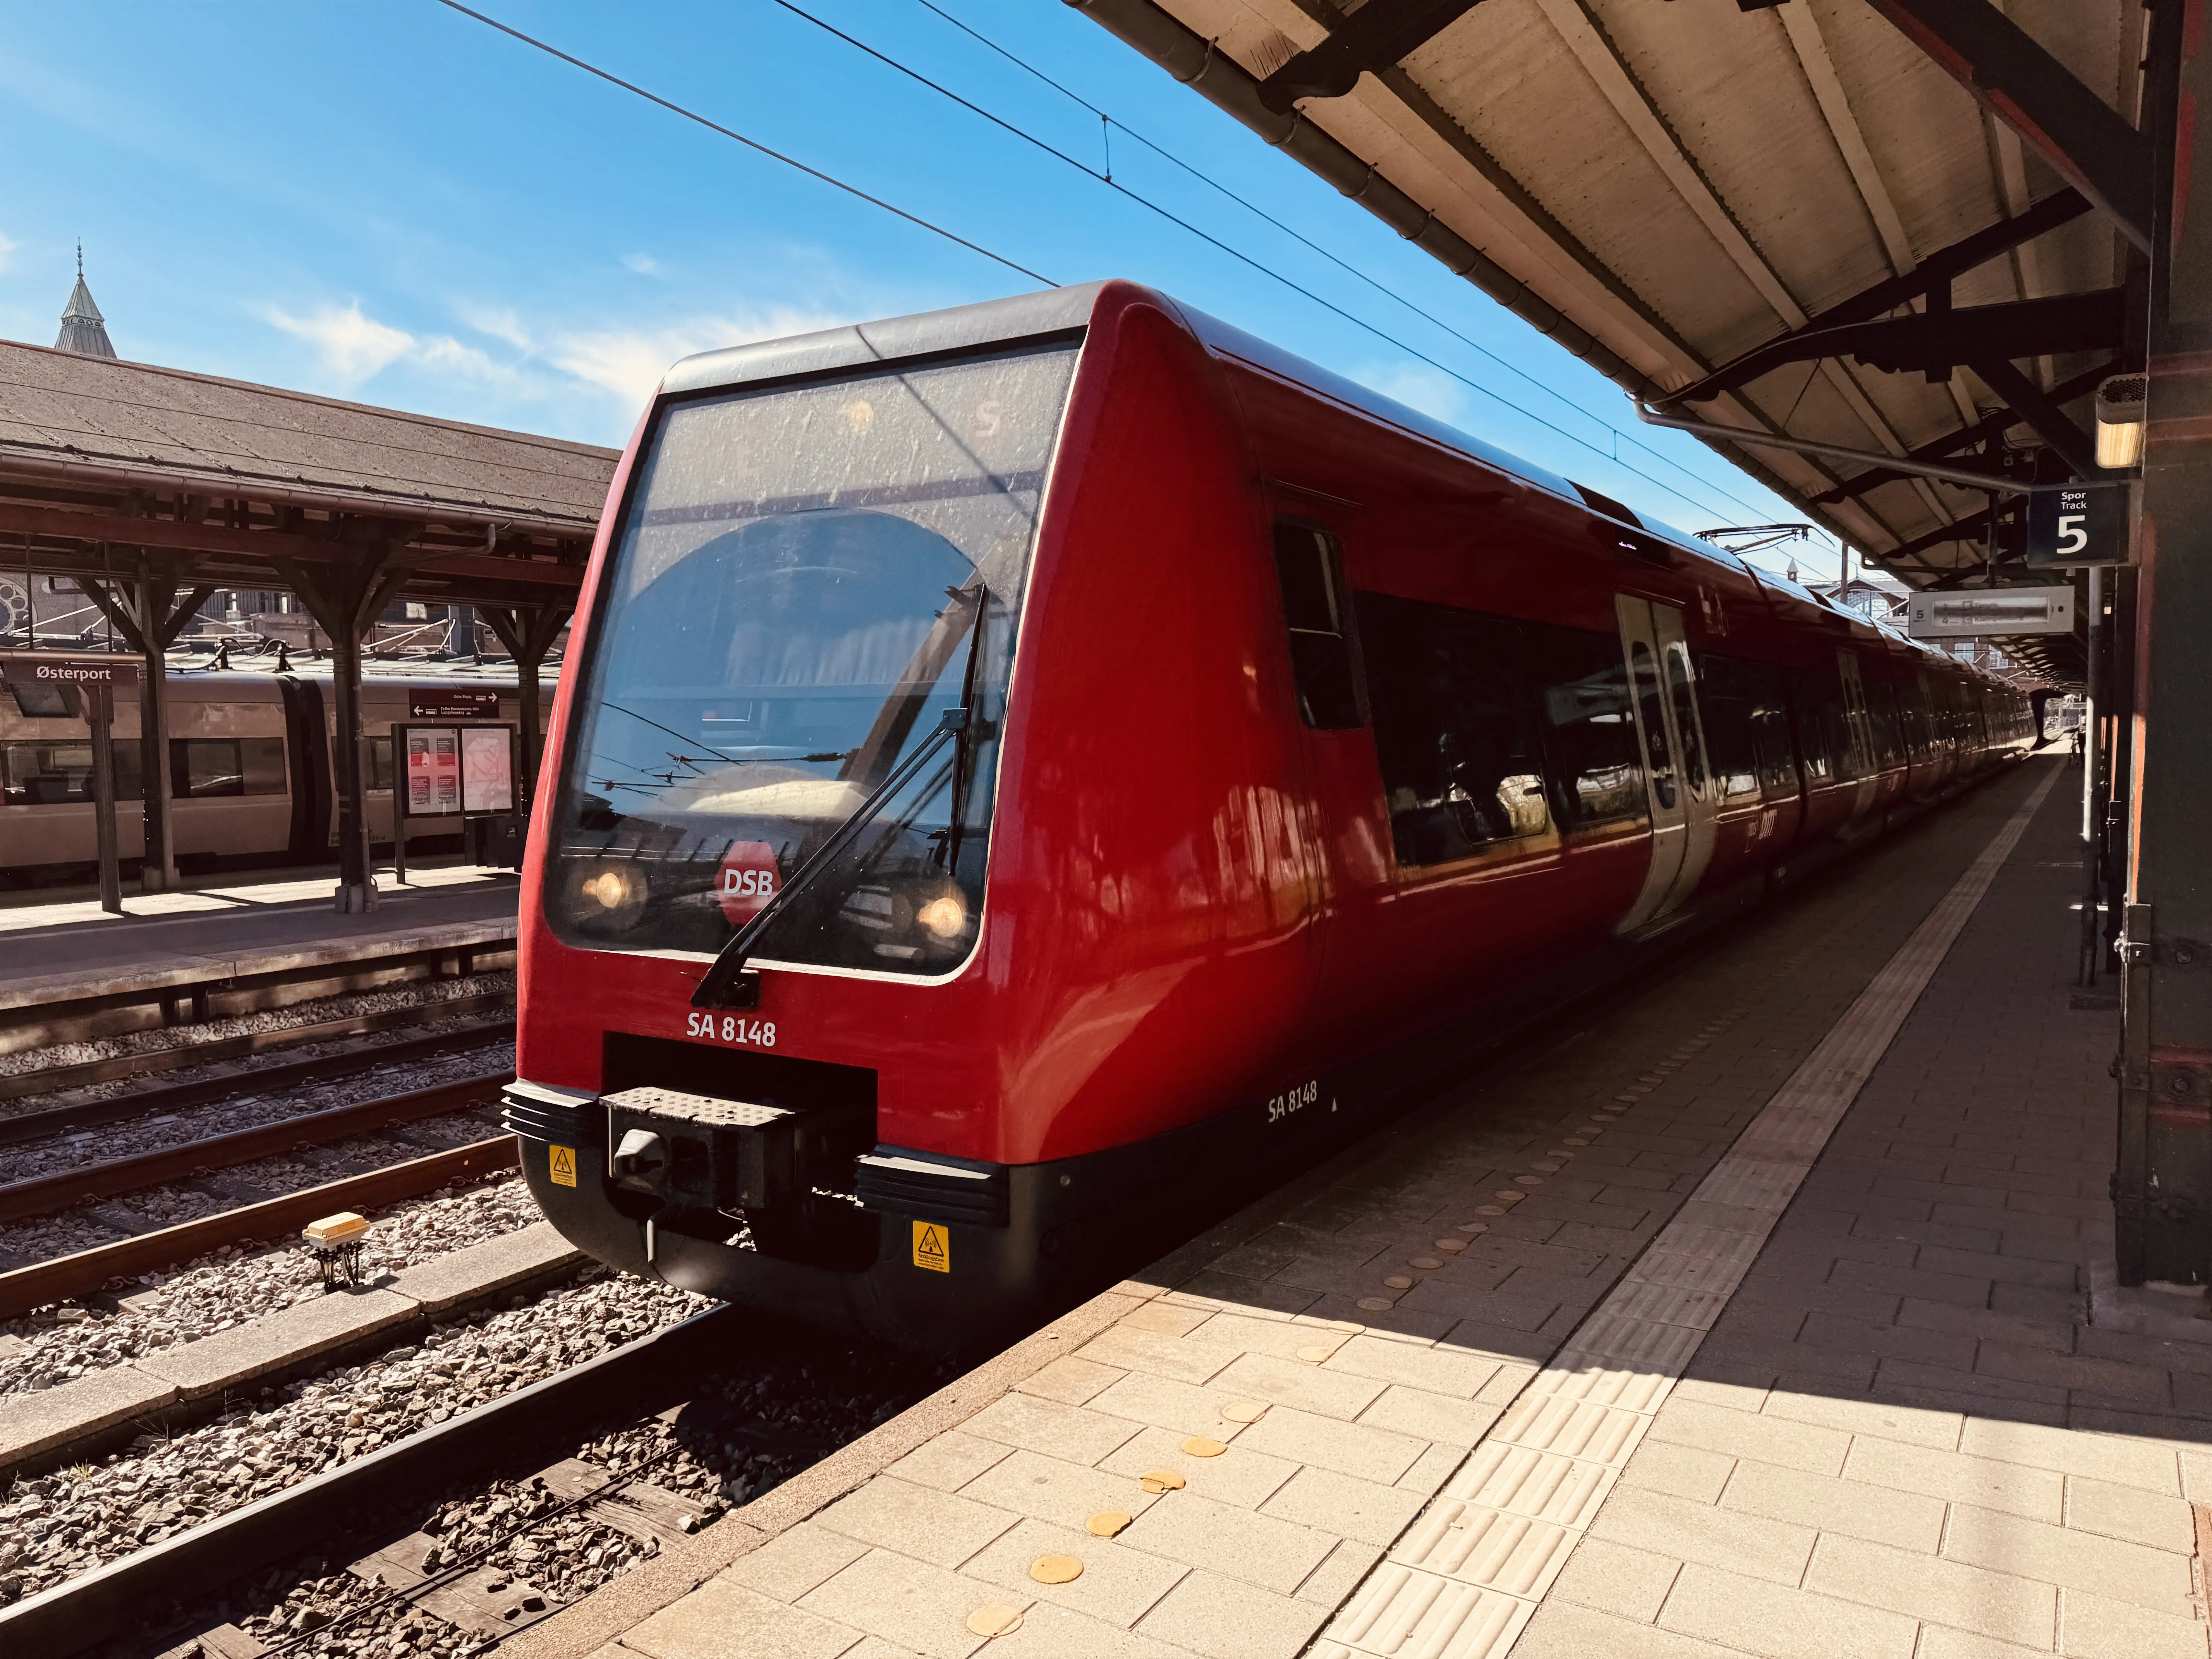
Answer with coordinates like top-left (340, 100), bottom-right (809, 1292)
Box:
top-left (2, 740), bottom-right (144, 805)
top-left (1358, 592), bottom-right (1550, 867)
top-left (1789, 667), bottom-right (1848, 783)
top-left (1743, 663), bottom-right (1800, 800)
top-left (1271, 520), bottom-right (1364, 730)
top-left (170, 737), bottom-right (288, 798)
top-left (369, 737), bottom-right (395, 792)
top-left (1662, 642), bottom-right (1708, 796)
top-left (1694, 656), bottom-right (1762, 801)
top-left (1866, 672), bottom-right (1905, 770)
top-left (1523, 621), bottom-right (1645, 827)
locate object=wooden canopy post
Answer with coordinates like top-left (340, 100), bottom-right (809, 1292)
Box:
top-left (276, 543), bottom-right (413, 914)
top-left (476, 602), bottom-right (572, 814)
top-left (78, 563), bottom-right (215, 893)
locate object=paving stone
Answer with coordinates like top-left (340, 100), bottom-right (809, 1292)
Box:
top-left (1805, 1534), bottom-right (2056, 1649)
top-left (1956, 1417), bottom-right (2182, 1494)
top-left (963, 1391), bottom-right (1144, 1466)
top-left (1097, 1426), bottom-right (1300, 1511)
top-left (618, 1577), bottom-right (860, 1659)
top-left (1755, 1386), bottom-right (1963, 1450)
top-left (1616, 1440), bottom-right (1735, 1504)
top-left (1547, 1535), bottom-right (1683, 1623)
top-left (1017, 1354), bottom-right (1128, 1406)
top-left (719, 1525), bottom-right (870, 1604)
top-left (1656, 1562), bottom-right (1921, 1659)
top-left (958, 1446), bottom-right (1164, 1532)
top-left (1513, 1600), bottom-right (1745, 1658)
top-left (814, 1475), bottom-right (1020, 1569)
top-left (887, 1429), bottom-right (1016, 1493)
top-left (1079, 1325), bottom-right (1242, 1386)
top-left (988, 1597), bottom-right (1207, 1659)
top-left (1117, 1488), bottom-right (1336, 1594)
top-left (1587, 1485), bottom-right (1815, 1587)
top-left (1719, 1458), bottom-right (1946, 1552)
top-left (1644, 1396), bottom-right (1850, 1477)
top-left (795, 1547), bottom-right (997, 1659)
top-left (1088, 1370), bottom-right (1250, 1440)
top-left (962, 1515), bottom-right (1187, 1628)
top-left (2063, 1474), bottom-right (2198, 1554)
top-left (1209, 1352), bottom-right (1387, 1421)
top-left (2056, 1585), bottom-right (2212, 1659)
top-left (1939, 1502), bottom-right (2196, 1616)
top-left (1257, 1463), bottom-right (1425, 1547)
top-left (1354, 1383), bottom-right (1502, 1448)
top-left (1296, 1537), bottom-right (1387, 1606)
top-left (1232, 1404), bottom-right (1430, 1485)
top-left (1840, 1435), bottom-right (2066, 1523)
top-left (1133, 1568), bottom-right (1331, 1659)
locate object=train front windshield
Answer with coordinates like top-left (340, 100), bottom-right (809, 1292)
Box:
top-left (549, 341), bottom-right (1080, 975)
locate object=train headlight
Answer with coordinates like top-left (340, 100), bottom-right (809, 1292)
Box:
top-left (570, 859), bottom-right (648, 933)
top-left (915, 892), bottom-right (967, 940)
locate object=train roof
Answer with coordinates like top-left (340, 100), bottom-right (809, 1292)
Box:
top-left (657, 281), bottom-right (1752, 586)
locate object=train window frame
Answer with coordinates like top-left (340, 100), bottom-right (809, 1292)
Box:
top-left (6, 682), bottom-right (76, 719)
top-left (1271, 519), bottom-right (1365, 731)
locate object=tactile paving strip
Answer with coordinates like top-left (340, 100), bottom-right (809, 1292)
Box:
top-left (1311, 769), bottom-right (2061, 1659)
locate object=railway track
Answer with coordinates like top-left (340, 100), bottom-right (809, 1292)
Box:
top-left (0, 991), bottom-right (513, 1106)
top-left (0, 1301), bottom-right (926, 1658)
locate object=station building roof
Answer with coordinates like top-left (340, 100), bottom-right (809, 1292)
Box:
top-left (0, 335), bottom-right (618, 611)
top-left (1074, 0), bottom-right (2145, 682)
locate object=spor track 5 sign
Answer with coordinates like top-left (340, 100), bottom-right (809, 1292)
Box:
top-left (2026, 483), bottom-right (2131, 568)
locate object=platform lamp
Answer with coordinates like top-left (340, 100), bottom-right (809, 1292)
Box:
top-left (2095, 374), bottom-right (2148, 470)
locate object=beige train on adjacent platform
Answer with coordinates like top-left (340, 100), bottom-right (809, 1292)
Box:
top-left (0, 659), bottom-right (550, 884)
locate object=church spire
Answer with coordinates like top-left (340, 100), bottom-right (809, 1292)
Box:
top-left (56, 243), bottom-right (116, 359)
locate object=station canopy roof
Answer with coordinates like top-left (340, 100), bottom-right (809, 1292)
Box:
top-left (0, 337), bottom-right (618, 610)
top-left (1075, 0), bottom-right (2148, 682)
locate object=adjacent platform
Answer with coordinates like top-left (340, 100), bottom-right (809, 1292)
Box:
top-left (0, 864), bottom-right (518, 1050)
top-left (504, 757), bottom-right (2200, 1659)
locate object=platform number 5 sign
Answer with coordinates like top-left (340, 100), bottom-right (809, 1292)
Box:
top-left (2027, 484), bottom-right (2130, 568)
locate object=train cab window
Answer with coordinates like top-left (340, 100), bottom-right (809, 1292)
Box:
top-left (1357, 594), bottom-right (1550, 866)
top-left (6, 682), bottom-right (76, 718)
top-left (170, 737), bottom-right (287, 798)
top-left (1272, 521), bottom-right (1363, 730)
top-left (1523, 622), bottom-right (1645, 827)
top-left (1628, 641), bottom-right (1675, 809)
top-left (1, 740), bottom-right (144, 805)
top-left (1694, 656), bottom-right (1764, 801)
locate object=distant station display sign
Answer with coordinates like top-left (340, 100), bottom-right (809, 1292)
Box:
top-left (410, 689), bottom-right (501, 719)
top-left (2026, 483), bottom-right (2131, 568)
top-left (1904, 588), bottom-right (2076, 639)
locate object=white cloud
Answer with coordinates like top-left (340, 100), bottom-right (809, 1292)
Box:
top-left (550, 305), bottom-right (854, 406)
top-left (265, 298), bottom-right (518, 390)
top-left (621, 253), bottom-right (659, 276)
top-left (265, 299), bottom-right (416, 382)
top-left (455, 301), bottom-right (531, 350)
top-left (0, 233), bottom-right (17, 275)
top-left (1359, 361), bottom-right (1465, 426)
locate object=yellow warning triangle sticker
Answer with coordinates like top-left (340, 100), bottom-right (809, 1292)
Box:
top-left (911, 1220), bottom-right (950, 1272)
top-left (548, 1145), bottom-right (577, 1188)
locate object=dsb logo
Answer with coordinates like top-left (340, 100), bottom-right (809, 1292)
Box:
top-left (716, 841), bottom-right (781, 925)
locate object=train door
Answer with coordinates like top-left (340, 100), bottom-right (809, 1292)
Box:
top-left (1614, 595), bottom-right (1720, 933)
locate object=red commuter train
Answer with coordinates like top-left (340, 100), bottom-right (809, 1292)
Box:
top-left (505, 281), bottom-right (2035, 1350)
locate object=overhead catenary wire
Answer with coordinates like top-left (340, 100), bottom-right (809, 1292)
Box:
top-left (903, 0), bottom-right (1762, 519)
top-left (430, 0), bottom-right (1055, 287)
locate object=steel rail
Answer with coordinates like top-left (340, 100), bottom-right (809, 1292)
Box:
top-left (0, 1073), bottom-right (511, 1224)
top-left (0, 993), bottom-right (512, 1104)
top-left (0, 1137), bottom-right (517, 1319)
top-left (0, 1302), bottom-right (738, 1658)
top-left (0, 1019), bottom-right (512, 1148)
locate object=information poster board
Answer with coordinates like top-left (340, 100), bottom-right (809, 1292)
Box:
top-left (400, 726), bottom-right (462, 818)
top-left (460, 725), bottom-right (515, 814)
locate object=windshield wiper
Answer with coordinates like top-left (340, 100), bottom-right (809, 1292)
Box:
top-left (691, 704), bottom-right (970, 1009)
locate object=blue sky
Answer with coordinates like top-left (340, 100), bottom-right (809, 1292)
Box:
top-left (0, 0), bottom-right (1846, 570)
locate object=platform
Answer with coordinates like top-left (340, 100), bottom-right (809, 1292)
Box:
top-left (505, 756), bottom-right (2207, 1659)
top-left (0, 863), bottom-right (518, 1032)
